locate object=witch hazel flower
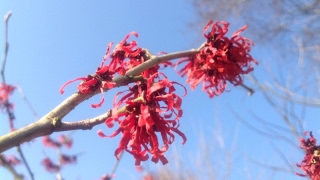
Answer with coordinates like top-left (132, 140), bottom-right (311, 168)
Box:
top-left (60, 42), bottom-right (117, 108)
top-left (41, 157), bottom-right (60, 173)
top-left (0, 83), bottom-right (16, 131)
top-left (60, 32), bottom-right (149, 108)
top-left (111, 32), bottom-right (167, 78)
top-left (110, 32), bottom-right (171, 78)
top-left (176, 20), bottom-right (258, 98)
top-left (110, 32), bottom-right (142, 76)
top-left (58, 134), bottom-right (73, 149)
top-left (0, 83), bottom-right (15, 110)
top-left (101, 174), bottom-right (115, 180)
top-left (60, 154), bottom-right (77, 165)
top-left (98, 73), bottom-right (187, 165)
top-left (296, 132), bottom-right (320, 180)
top-left (41, 134), bottom-right (77, 174)
top-left (42, 134), bottom-right (73, 149)
top-left (0, 154), bottom-right (21, 166)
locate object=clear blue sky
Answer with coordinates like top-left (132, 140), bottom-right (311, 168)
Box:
top-left (1, 1), bottom-right (318, 180)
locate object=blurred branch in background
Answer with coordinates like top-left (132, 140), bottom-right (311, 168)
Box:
top-left (1, 11), bottom-right (35, 180)
top-left (191, 0), bottom-right (319, 178)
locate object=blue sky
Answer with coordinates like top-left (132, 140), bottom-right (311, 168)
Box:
top-left (1, 1), bottom-right (318, 180)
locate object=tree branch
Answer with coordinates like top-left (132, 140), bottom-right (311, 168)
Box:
top-left (55, 110), bottom-right (111, 132)
top-left (0, 48), bottom-right (199, 153)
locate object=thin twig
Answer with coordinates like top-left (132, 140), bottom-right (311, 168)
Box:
top-left (109, 151), bottom-right (124, 179)
top-left (240, 83), bottom-right (254, 96)
top-left (0, 155), bottom-right (24, 180)
top-left (16, 83), bottom-right (39, 120)
top-left (1, 11), bottom-right (12, 80)
top-left (55, 110), bottom-right (112, 132)
top-left (1, 11), bottom-right (35, 180)
top-left (16, 146), bottom-right (34, 180)
top-left (56, 148), bottom-right (62, 180)
top-left (228, 105), bottom-right (298, 149)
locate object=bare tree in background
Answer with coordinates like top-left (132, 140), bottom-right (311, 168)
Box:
top-left (191, 0), bottom-right (320, 48)
top-left (189, 0), bottom-right (320, 178)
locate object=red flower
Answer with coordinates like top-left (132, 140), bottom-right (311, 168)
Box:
top-left (101, 174), bottom-right (115, 180)
top-left (43, 135), bottom-right (73, 149)
top-left (98, 73), bottom-right (187, 165)
top-left (0, 83), bottom-right (15, 107)
top-left (60, 32), bottom-right (171, 108)
top-left (0, 154), bottom-right (21, 166)
top-left (110, 32), bottom-right (142, 76)
top-left (142, 174), bottom-right (154, 180)
top-left (58, 134), bottom-right (73, 149)
top-left (176, 20), bottom-right (258, 98)
top-left (296, 132), bottom-right (320, 180)
top-left (60, 42), bottom-right (116, 108)
top-left (110, 32), bottom-right (172, 78)
top-left (42, 136), bottom-right (61, 149)
top-left (0, 83), bottom-right (15, 131)
top-left (41, 157), bottom-right (60, 173)
top-left (60, 154), bottom-right (77, 165)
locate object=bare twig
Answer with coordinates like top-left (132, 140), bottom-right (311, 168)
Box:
top-left (242, 152), bottom-right (293, 173)
top-left (1, 11), bottom-right (35, 180)
top-left (16, 83), bottom-right (39, 120)
top-left (0, 155), bottom-right (24, 180)
top-left (56, 148), bottom-right (62, 180)
top-left (55, 110), bottom-right (111, 132)
top-left (228, 105), bottom-right (298, 149)
top-left (16, 146), bottom-right (34, 180)
top-left (109, 151), bottom-right (123, 179)
top-left (240, 83), bottom-right (254, 96)
top-left (1, 11), bottom-right (12, 80)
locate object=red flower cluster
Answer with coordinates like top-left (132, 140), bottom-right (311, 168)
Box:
top-left (98, 73), bottom-right (187, 165)
top-left (41, 135), bottom-right (77, 173)
top-left (0, 83), bottom-right (15, 110)
top-left (60, 42), bottom-right (117, 108)
top-left (136, 165), bottom-right (154, 180)
top-left (41, 157), bottom-right (60, 173)
top-left (0, 154), bottom-right (21, 166)
top-left (41, 154), bottom-right (77, 173)
top-left (101, 174), bottom-right (115, 180)
top-left (60, 154), bottom-right (77, 165)
top-left (60, 32), bottom-right (171, 108)
top-left (42, 135), bottom-right (73, 149)
top-left (109, 32), bottom-right (142, 76)
top-left (296, 132), bottom-right (320, 180)
top-left (177, 20), bottom-right (258, 98)
top-left (0, 83), bottom-right (16, 131)
top-left (109, 32), bottom-right (171, 78)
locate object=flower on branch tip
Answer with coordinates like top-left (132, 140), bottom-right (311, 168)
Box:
top-left (59, 42), bottom-right (116, 108)
top-left (176, 20), bottom-right (258, 98)
top-left (42, 136), bottom-right (61, 149)
top-left (110, 31), bottom-right (141, 76)
top-left (98, 73), bottom-right (187, 165)
top-left (296, 131), bottom-right (320, 180)
top-left (142, 174), bottom-right (154, 180)
top-left (41, 157), bottom-right (60, 173)
top-left (42, 135), bottom-right (73, 149)
top-left (0, 154), bottom-right (21, 166)
top-left (58, 134), bottom-right (73, 148)
top-left (110, 32), bottom-right (169, 78)
top-left (0, 83), bottom-right (15, 111)
top-left (60, 154), bottom-right (77, 165)
top-left (101, 174), bottom-right (115, 180)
